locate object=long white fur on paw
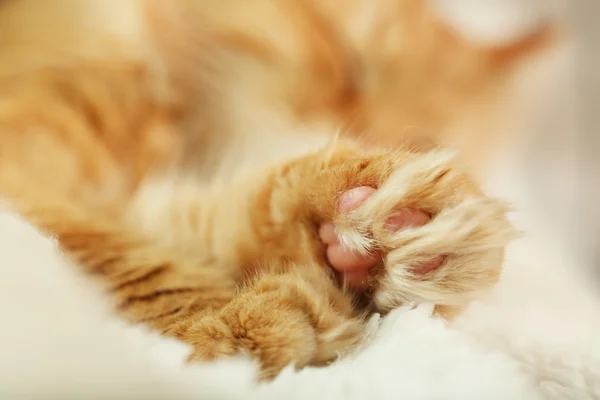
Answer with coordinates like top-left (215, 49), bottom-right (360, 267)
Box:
top-left (332, 150), bottom-right (516, 311)
top-left (333, 150), bottom-right (457, 255)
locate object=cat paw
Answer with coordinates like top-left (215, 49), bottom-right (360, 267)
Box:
top-left (319, 186), bottom-right (444, 289)
top-left (309, 146), bottom-right (516, 318)
top-left (186, 269), bottom-right (363, 379)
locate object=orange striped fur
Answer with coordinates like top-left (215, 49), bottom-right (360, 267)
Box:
top-left (0, 0), bottom-right (548, 378)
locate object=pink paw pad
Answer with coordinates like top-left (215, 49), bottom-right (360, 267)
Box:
top-left (319, 186), bottom-right (444, 290)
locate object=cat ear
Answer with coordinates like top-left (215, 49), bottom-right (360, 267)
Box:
top-left (431, 0), bottom-right (558, 64)
top-left (486, 24), bottom-right (556, 66)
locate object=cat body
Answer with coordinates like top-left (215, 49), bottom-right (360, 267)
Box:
top-left (0, 0), bottom-right (552, 377)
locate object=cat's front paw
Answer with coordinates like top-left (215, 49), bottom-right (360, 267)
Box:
top-left (319, 186), bottom-right (444, 289)
top-left (311, 148), bottom-right (516, 318)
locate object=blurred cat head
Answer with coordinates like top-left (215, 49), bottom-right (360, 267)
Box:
top-left (142, 0), bottom-right (556, 152)
top-left (0, 0), bottom-right (557, 168)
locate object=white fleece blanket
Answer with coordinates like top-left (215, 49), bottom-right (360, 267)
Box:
top-left (1, 177), bottom-right (599, 400)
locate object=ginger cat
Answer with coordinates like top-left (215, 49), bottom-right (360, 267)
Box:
top-left (0, 0), bottom-right (550, 379)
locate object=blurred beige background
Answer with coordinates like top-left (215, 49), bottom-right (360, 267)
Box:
top-left (435, 0), bottom-right (599, 277)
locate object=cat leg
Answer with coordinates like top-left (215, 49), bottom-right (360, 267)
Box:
top-left (204, 140), bottom-right (516, 320)
top-left (152, 140), bottom-right (516, 377)
top-left (126, 140), bottom-right (515, 323)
